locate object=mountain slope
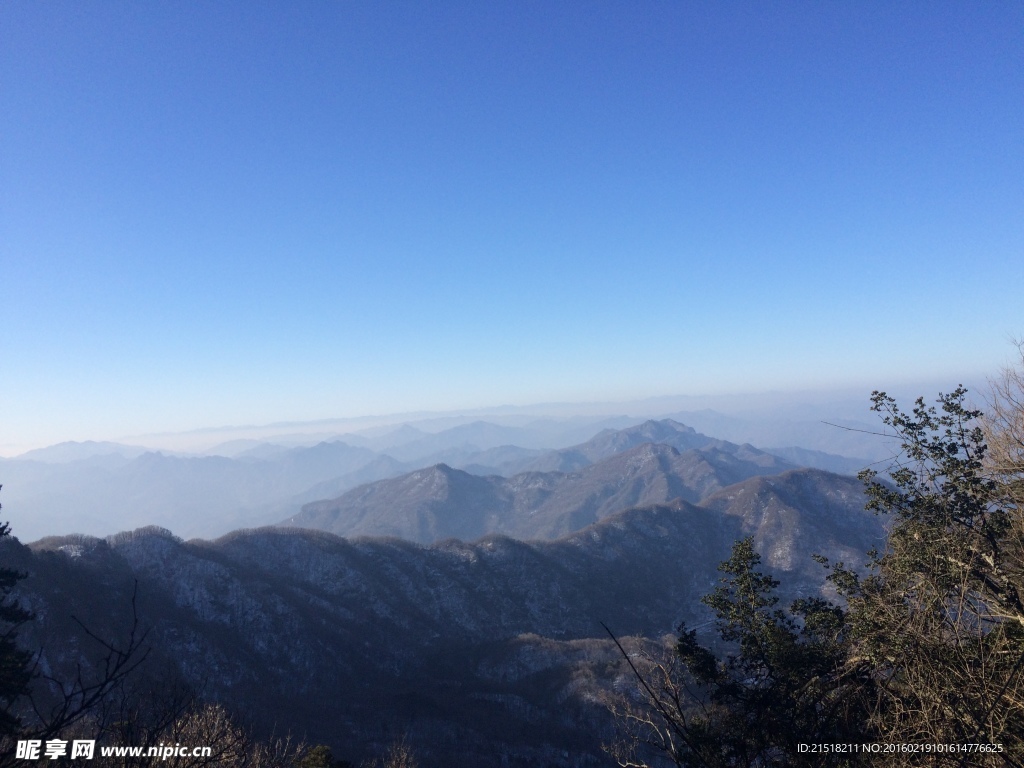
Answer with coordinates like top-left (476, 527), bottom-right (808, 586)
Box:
top-left (285, 440), bottom-right (797, 542)
top-left (12, 467), bottom-right (880, 767)
top-left (521, 418), bottom-right (717, 472)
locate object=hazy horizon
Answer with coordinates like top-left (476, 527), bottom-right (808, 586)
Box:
top-left (3, 4), bottom-right (1020, 457)
top-left (0, 373), bottom-right (989, 459)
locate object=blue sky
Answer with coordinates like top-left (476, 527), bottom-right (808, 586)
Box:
top-left (1, 2), bottom-right (1022, 451)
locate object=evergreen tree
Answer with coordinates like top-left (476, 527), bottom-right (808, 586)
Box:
top-left (0, 489), bottom-right (33, 739)
top-left (608, 538), bottom-right (870, 767)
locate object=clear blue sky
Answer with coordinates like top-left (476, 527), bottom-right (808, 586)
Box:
top-left (1, 2), bottom-right (1022, 451)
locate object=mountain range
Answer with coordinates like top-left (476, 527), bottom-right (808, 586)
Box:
top-left (285, 429), bottom-right (799, 542)
top-left (1, 419), bottom-right (869, 542)
top-left (10, 465), bottom-right (881, 766)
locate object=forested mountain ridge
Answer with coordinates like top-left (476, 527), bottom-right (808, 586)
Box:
top-left (8, 468), bottom-right (880, 767)
top-left (284, 433), bottom-right (799, 542)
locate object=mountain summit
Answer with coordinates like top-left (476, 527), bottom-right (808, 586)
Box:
top-left (284, 420), bottom-right (799, 542)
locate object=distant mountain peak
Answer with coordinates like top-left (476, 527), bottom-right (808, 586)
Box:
top-left (286, 432), bottom-right (800, 544)
top-left (630, 418), bottom-right (696, 434)
top-left (408, 462), bottom-right (459, 480)
top-left (17, 440), bottom-right (150, 463)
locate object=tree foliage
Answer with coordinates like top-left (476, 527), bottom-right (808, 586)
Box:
top-left (610, 379), bottom-right (1024, 767)
top-left (843, 387), bottom-right (1024, 759)
top-left (607, 538), bottom-right (871, 768)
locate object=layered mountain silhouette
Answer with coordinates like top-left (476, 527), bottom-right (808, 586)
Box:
top-left (284, 421), bottom-right (798, 542)
top-left (3, 418), bottom-right (868, 543)
top-left (0, 440), bottom-right (403, 540)
top-left (12, 467), bottom-right (880, 767)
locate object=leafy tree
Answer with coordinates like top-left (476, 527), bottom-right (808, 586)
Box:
top-left (838, 388), bottom-right (1024, 761)
top-left (683, 539), bottom-right (869, 765)
top-left (609, 382), bottom-right (1024, 767)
